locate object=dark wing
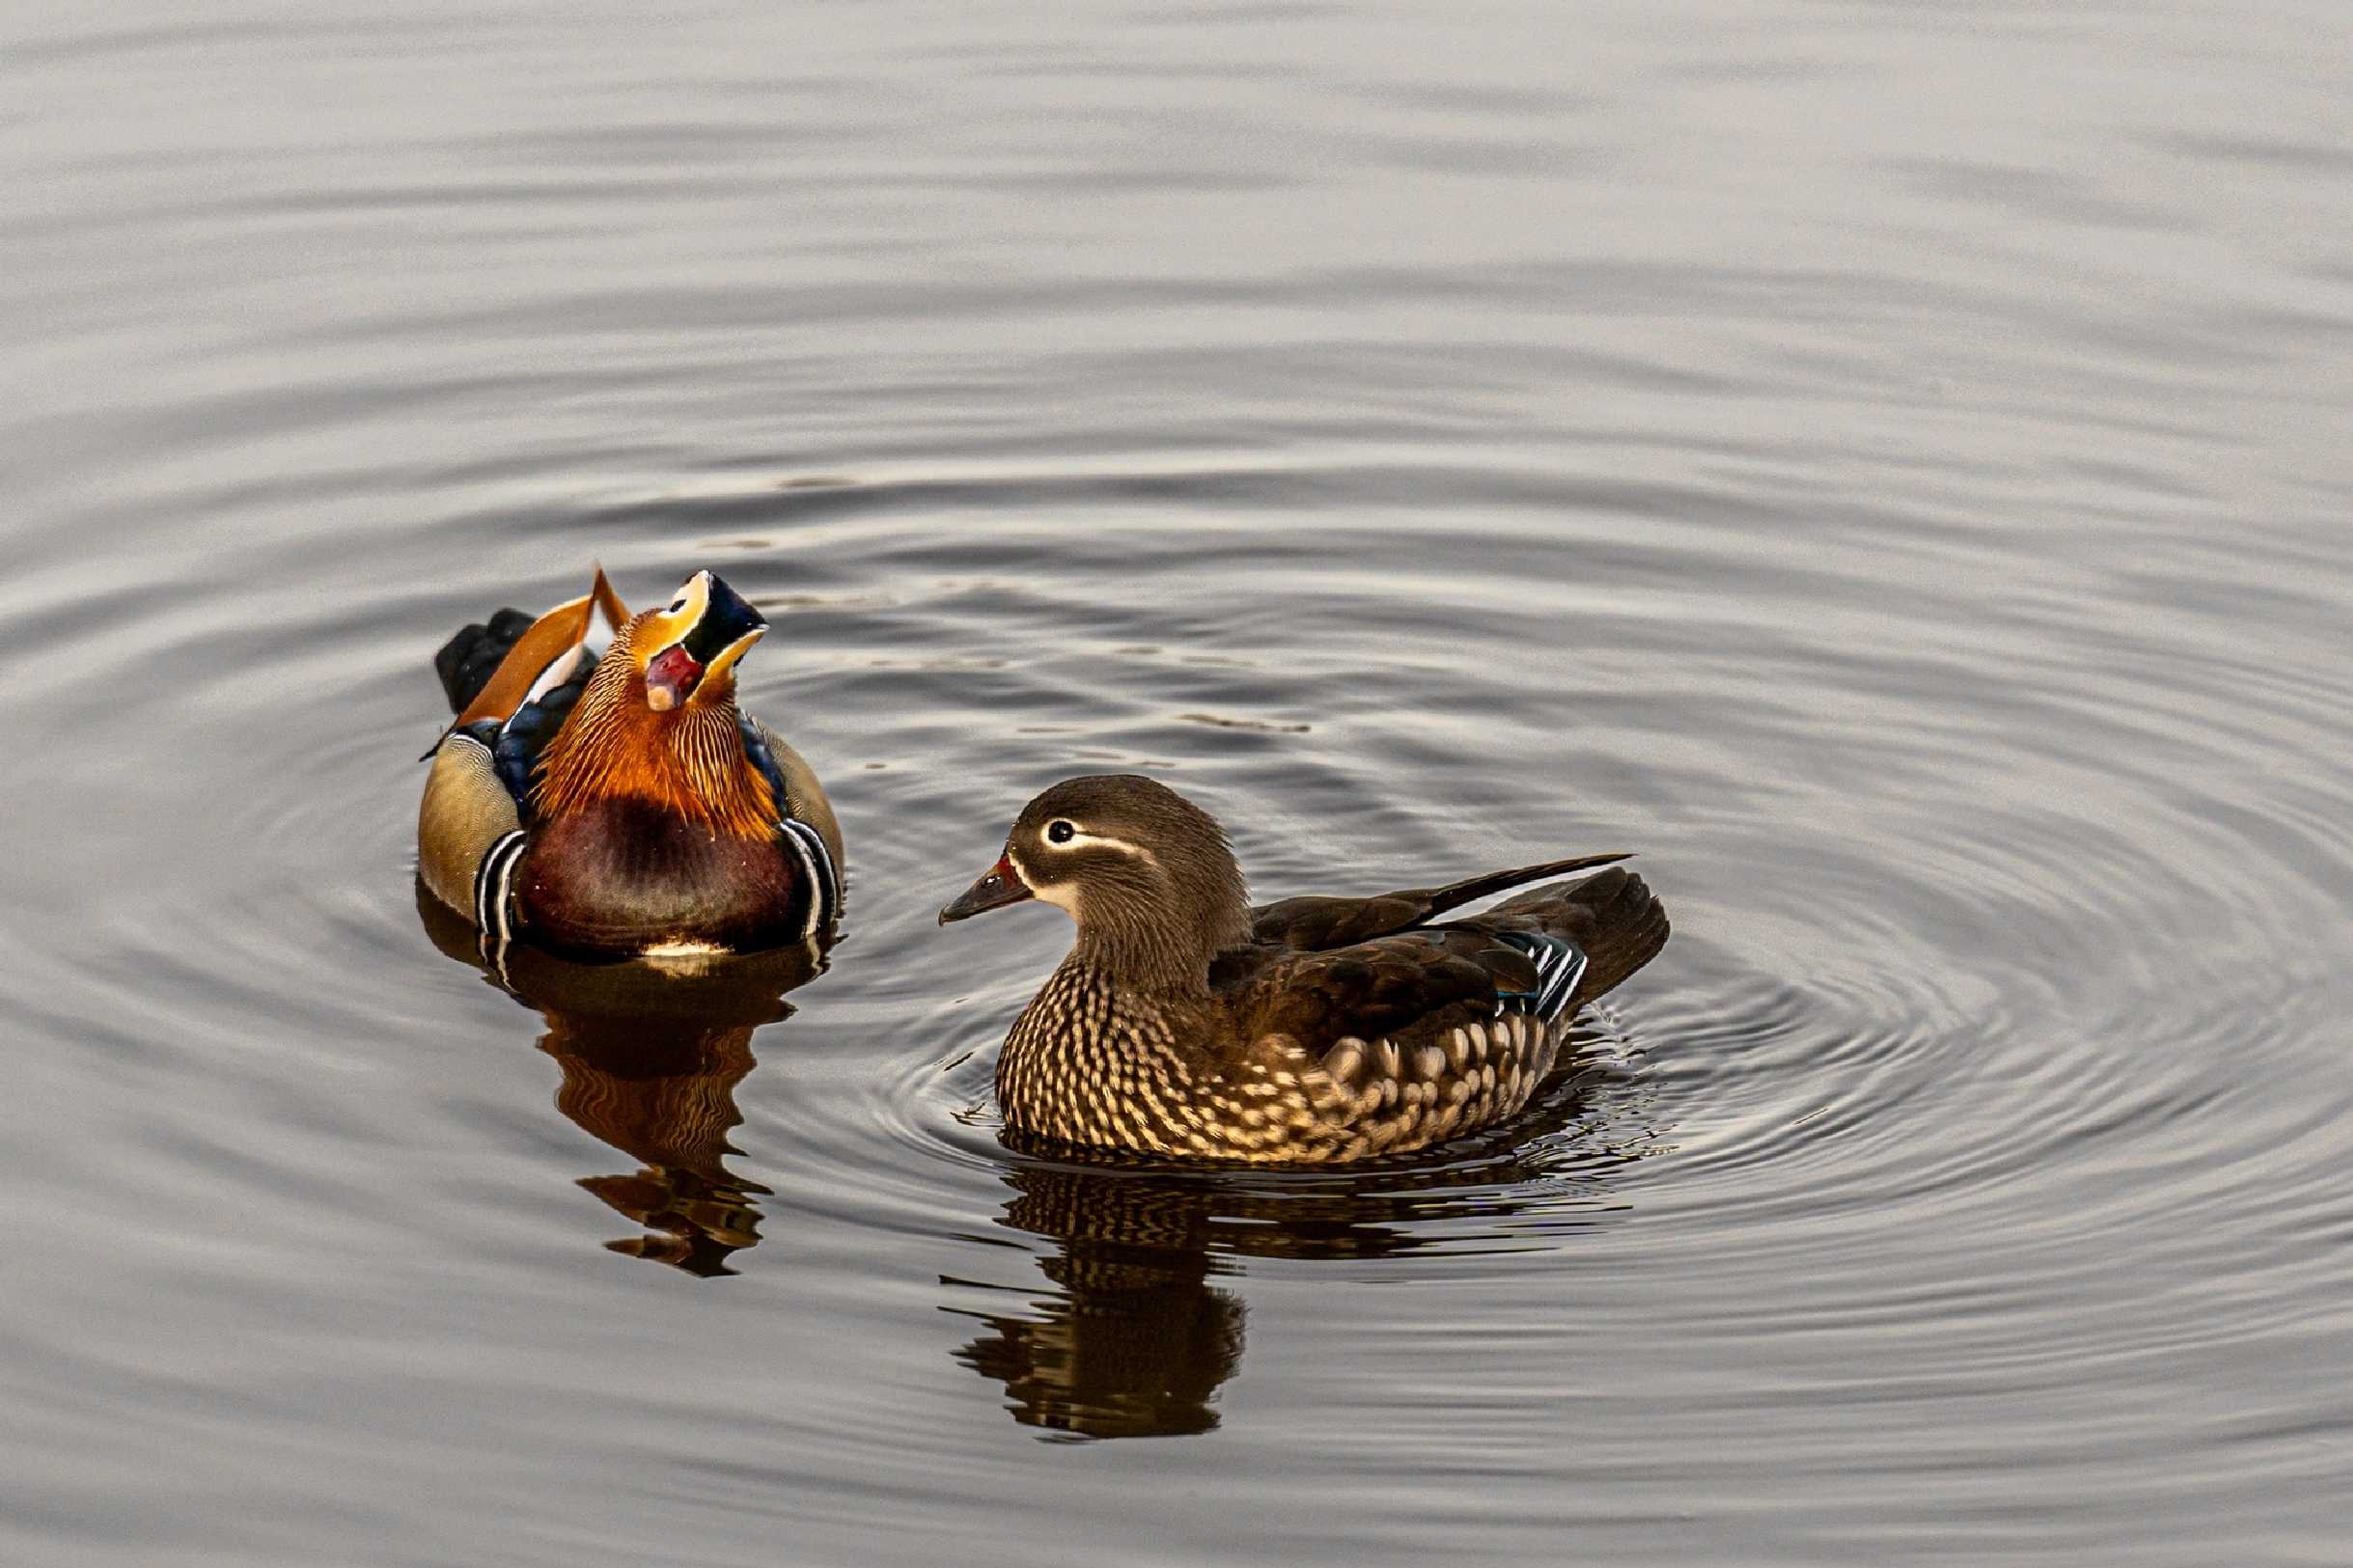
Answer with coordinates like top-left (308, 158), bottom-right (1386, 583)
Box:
top-left (1248, 852), bottom-right (1630, 951)
top-left (1220, 927), bottom-right (1545, 1067)
top-left (1208, 867), bottom-right (1668, 1127)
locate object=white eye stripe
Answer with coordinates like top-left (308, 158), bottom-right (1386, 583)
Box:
top-left (653, 575), bottom-right (708, 628)
top-left (1041, 826), bottom-right (1160, 868)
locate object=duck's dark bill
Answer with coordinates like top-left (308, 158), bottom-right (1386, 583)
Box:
top-left (939, 856), bottom-right (1034, 924)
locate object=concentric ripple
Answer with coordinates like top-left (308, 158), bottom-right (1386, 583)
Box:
top-left (4, 1), bottom-right (2352, 1563)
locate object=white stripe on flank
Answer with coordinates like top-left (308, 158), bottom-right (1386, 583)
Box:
top-left (777, 816), bottom-right (838, 938)
top-left (474, 830), bottom-right (527, 974)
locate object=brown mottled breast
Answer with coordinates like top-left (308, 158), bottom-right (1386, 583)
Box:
top-left (517, 796), bottom-right (806, 957)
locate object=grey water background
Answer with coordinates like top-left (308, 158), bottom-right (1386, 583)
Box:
top-left (5, 2), bottom-right (2351, 1562)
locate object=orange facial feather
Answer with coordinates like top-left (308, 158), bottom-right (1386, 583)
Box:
top-left (533, 611), bottom-right (777, 839)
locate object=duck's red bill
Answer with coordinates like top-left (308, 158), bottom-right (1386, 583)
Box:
top-left (644, 645), bottom-right (705, 711)
top-left (939, 855), bottom-right (1034, 924)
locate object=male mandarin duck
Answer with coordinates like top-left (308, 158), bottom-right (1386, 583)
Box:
top-left (417, 567), bottom-right (843, 963)
top-left (939, 775), bottom-right (1667, 1164)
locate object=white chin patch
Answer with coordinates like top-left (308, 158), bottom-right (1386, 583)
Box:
top-left (1030, 880), bottom-right (1081, 916)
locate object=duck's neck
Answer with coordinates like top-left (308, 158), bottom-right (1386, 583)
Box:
top-left (534, 653), bottom-right (775, 838)
top-left (1050, 850), bottom-right (1254, 998)
top-left (1067, 904), bottom-right (1249, 1000)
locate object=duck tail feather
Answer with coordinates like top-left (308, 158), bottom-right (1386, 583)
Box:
top-left (1540, 867), bottom-right (1670, 1006)
top-left (435, 608), bottom-right (536, 715)
top-left (1410, 852), bottom-right (1632, 922)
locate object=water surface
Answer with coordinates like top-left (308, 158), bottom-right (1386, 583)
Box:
top-left (4, 2), bottom-right (2351, 1563)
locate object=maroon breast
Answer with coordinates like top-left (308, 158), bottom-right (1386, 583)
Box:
top-left (517, 797), bottom-right (805, 957)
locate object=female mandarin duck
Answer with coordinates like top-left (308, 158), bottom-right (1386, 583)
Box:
top-left (939, 775), bottom-right (1667, 1164)
top-left (417, 567), bottom-right (843, 963)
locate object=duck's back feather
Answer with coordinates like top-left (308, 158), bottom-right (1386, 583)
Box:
top-left (438, 570), bottom-right (628, 730)
top-left (1219, 927), bottom-right (1518, 1068)
top-left (1216, 865), bottom-right (1668, 1074)
top-left (1248, 851), bottom-right (1631, 951)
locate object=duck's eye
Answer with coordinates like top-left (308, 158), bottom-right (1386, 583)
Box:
top-left (667, 597), bottom-right (687, 614)
top-left (1045, 820), bottom-right (1076, 844)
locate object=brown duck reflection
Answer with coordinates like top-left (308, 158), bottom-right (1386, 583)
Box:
top-left (551, 1010), bottom-right (771, 1276)
top-left (953, 1165), bottom-right (1251, 1440)
top-left (418, 886), bottom-right (823, 1276)
top-left (954, 1059), bottom-right (1634, 1440)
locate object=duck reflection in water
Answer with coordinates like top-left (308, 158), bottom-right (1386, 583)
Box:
top-left (953, 1163), bottom-right (1250, 1440)
top-left (952, 1052), bottom-right (1639, 1440)
top-left (418, 888), bottom-right (822, 1276)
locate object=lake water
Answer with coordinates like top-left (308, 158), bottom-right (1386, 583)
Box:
top-left (4, 3), bottom-right (2350, 1563)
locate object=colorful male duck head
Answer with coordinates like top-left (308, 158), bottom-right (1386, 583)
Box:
top-left (631, 570), bottom-right (768, 713)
